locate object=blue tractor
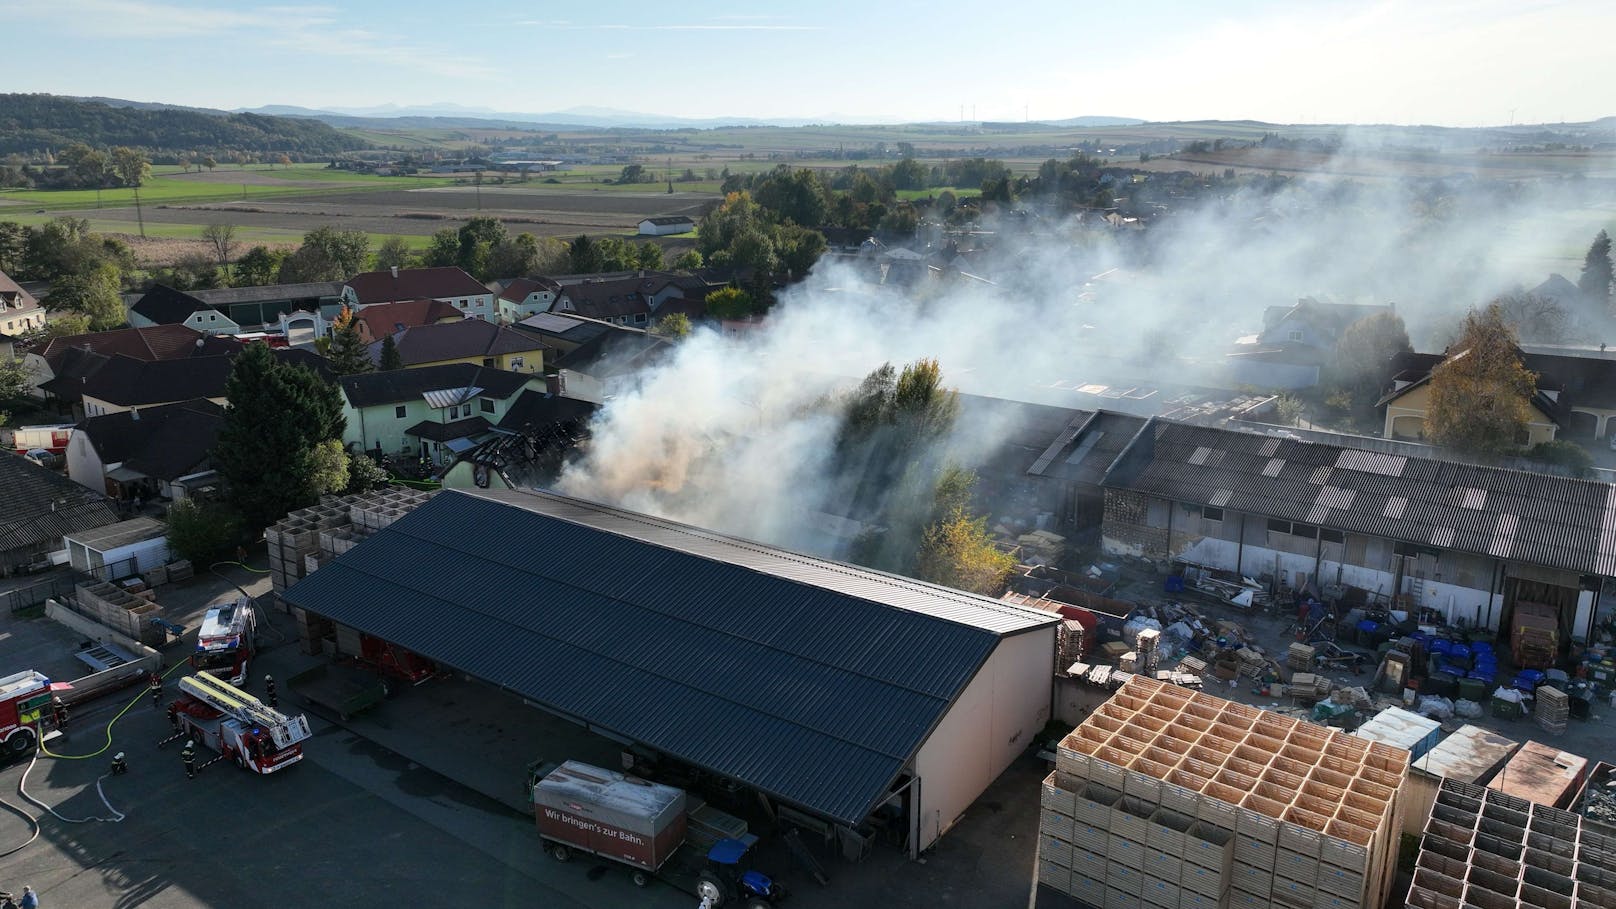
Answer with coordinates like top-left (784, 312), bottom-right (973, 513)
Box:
top-left (695, 838), bottom-right (786, 909)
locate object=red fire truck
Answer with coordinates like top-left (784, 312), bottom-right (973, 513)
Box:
top-left (169, 672), bottom-right (311, 774)
top-left (0, 670), bottom-right (58, 755)
top-left (191, 595), bottom-right (256, 685)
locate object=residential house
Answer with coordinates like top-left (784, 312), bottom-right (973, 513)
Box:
top-left (350, 298), bottom-right (464, 345)
top-left (366, 318), bottom-right (548, 374)
top-left (1226, 299), bottom-right (1394, 390)
top-left (637, 215), bottom-right (694, 236)
top-left (67, 398), bottom-right (224, 502)
top-left (73, 354), bottom-right (236, 418)
top-left (25, 325), bottom-right (238, 398)
top-left (494, 276), bottom-right (561, 323)
top-left (128, 285), bottom-right (242, 335)
top-left (509, 311), bottom-right (636, 358)
top-left (343, 266), bottom-right (495, 321)
top-left (337, 363), bottom-right (543, 464)
top-left (0, 269), bottom-right (46, 339)
top-left (0, 450), bottom-right (121, 576)
top-left (1376, 347), bottom-right (1616, 444)
top-left (1099, 418), bottom-right (1616, 642)
top-left (552, 272), bottom-right (711, 327)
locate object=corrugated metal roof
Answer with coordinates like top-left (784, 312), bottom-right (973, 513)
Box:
top-left (421, 386), bottom-right (481, 409)
top-left (1103, 421), bottom-right (1616, 576)
top-left (282, 489), bottom-right (1053, 825)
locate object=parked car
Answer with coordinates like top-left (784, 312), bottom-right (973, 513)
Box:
top-left (22, 448), bottom-right (64, 469)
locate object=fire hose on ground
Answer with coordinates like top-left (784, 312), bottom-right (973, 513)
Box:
top-left (0, 658), bottom-right (191, 855)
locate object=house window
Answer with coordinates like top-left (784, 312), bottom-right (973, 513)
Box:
top-left (482, 358), bottom-right (496, 368)
top-left (395, 405), bottom-right (406, 418)
top-left (480, 398), bottom-right (495, 414)
top-left (458, 301), bottom-right (467, 308)
top-left (1287, 329), bottom-right (1303, 342)
top-left (1203, 506), bottom-right (1224, 522)
top-left (634, 313), bottom-right (648, 324)
top-left (509, 356), bottom-right (524, 370)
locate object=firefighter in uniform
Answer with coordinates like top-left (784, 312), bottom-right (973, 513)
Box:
top-left (181, 740), bottom-right (196, 779)
top-left (50, 696), bottom-right (68, 729)
top-left (110, 752), bottom-right (128, 775)
top-left (264, 674), bottom-right (277, 709)
top-left (149, 672), bottom-right (164, 708)
top-left (167, 702), bottom-right (182, 733)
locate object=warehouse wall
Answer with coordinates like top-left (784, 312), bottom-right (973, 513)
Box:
top-left (912, 627), bottom-right (1054, 855)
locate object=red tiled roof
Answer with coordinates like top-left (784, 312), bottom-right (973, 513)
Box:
top-left (498, 277), bottom-right (561, 303)
top-left (368, 319), bottom-right (547, 367)
top-left (35, 325), bottom-right (239, 373)
top-left (346, 267), bottom-right (489, 305)
top-left (351, 299), bottom-right (464, 344)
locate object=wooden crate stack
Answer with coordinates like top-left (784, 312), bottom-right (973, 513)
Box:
top-left (73, 580), bottom-right (166, 644)
top-left (1037, 674), bottom-right (1407, 909)
top-left (1409, 778), bottom-right (1616, 909)
top-left (1535, 686), bottom-right (1569, 736)
top-left (1288, 642), bottom-right (1316, 671)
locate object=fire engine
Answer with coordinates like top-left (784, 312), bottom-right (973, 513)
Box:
top-left (192, 595), bottom-right (256, 685)
top-left (0, 670), bottom-right (55, 755)
top-left (168, 672), bottom-right (311, 774)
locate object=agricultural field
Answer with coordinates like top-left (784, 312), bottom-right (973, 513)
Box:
top-left (0, 164), bottom-right (458, 211)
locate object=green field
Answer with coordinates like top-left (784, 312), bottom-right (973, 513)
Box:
top-left (0, 165), bottom-right (456, 211)
top-left (0, 210), bottom-right (438, 249)
top-left (896, 186), bottom-right (983, 201)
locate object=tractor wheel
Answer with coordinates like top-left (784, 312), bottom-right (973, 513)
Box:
top-left (631, 870), bottom-right (651, 888)
top-left (697, 873), bottom-right (732, 906)
top-left (5, 729), bottom-right (36, 756)
top-left (549, 844), bottom-right (572, 863)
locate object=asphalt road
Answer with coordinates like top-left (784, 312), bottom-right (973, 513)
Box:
top-left (0, 683), bottom-right (688, 909)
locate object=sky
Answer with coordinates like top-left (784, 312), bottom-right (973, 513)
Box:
top-left (6, 0), bottom-right (1614, 126)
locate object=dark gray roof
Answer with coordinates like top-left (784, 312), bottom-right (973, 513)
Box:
top-left (641, 216), bottom-right (694, 226)
top-left (1103, 419), bottom-right (1616, 577)
top-left (0, 453), bottom-right (120, 554)
top-left (339, 363), bottom-right (533, 408)
top-left (188, 281), bottom-right (344, 307)
top-left (282, 488), bottom-right (1053, 824)
top-left (77, 398), bottom-right (224, 482)
top-left (130, 285), bottom-right (211, 325)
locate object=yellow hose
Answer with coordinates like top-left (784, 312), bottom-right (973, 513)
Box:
top-left (39, 659), bottom-right (190, 760)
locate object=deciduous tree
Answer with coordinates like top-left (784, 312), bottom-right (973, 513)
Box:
top-left (649, 312), bottom-right (691, 339)
top-left (1326, 310), bottom-right (1411, 423)
top-left (373, 236), bottom-right (414, 272)
top-left (165, 499), bottom-right (243, 565)
top-left (1425, 303), bottom-right (1537, 454)
top-left (201, 222), bottom-right (238, 270)
top-left (233, 245), bottom-right (285, 286)
top-left (915, 469), bottom-right (1015, 596)
top-left (44, 262), bottom-right (125, 330)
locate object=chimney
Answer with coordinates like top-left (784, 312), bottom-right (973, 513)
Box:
top-left (390, 265), bottom-right (400, 279)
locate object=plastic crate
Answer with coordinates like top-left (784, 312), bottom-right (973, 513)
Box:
top-left (1042, 835), bottom-right (1073, 868)
top-left (1074, 783), bottom-right (1121, 827)
top-left (1042, 773), bottom-right (1077, 816)
top-left (1279, 814), bottom-right (1325, 857)
top-left (1037, 858), bottom-right (1070, 892)
top-left (1231, 860), bottom-right (1272, 893)
top-left (1040, 812), bottom-right (1074, 841)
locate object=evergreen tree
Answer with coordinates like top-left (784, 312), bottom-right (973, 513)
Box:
top-left (213, 344), bottom-right (346, 533)
top-left (378, 333), bottom-right (404, 371)
top-left (326, 305), bottom-right (372, 376)
top-left (1580, 230), bottom-right (1614, 311)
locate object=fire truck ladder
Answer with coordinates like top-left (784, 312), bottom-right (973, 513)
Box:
top-left (178, 673), bottom-right (311, 750)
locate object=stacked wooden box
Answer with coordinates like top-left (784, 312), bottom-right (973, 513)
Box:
top-left (1038, 674), bottom-right (1406, 909)
top-left (1535, 686), bottom-right (1569, 736)
top-left (1288, 642), bottom-right (1317, 671)
top-left (1409, 778), bottom-right (1616, 909)
top-left (74, 580), bottom-right (165, 644)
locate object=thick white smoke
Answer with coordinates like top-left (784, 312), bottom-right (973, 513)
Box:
top-left (556, 163), bottom-right (1613, 554)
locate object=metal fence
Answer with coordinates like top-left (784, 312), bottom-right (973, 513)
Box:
top-left (3, 555), bottom-right (140, 615)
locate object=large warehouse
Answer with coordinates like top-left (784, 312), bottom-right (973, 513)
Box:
top-left (281, 488), bottom-right (1058, 856)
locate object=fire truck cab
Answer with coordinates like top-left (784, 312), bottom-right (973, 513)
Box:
top-left (171, 673), bottom-right (311, 774)
top-left (192, 595), bottom-right (256, 686)
top-left (0, 670), bottom-right (54, 755)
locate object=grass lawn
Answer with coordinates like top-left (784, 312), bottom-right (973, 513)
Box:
top-left (0, 166), bottom-right (456, 211)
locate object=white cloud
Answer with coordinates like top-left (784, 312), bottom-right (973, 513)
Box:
top-left (518, 21), bottom-right (821, 31)
top-left (23, 0), bottom-right (493, 80)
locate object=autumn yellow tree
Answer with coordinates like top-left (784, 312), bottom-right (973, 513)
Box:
top-left (915, 465), bottom-right (1015, 596)
top-left (1425, 303), bottom-right (1537, 454)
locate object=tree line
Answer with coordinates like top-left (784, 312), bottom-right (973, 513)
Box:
top-left (0, 94), bottom-right (367, 157)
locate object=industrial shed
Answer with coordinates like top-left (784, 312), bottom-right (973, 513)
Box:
top-left (282, 488), bottom-right (1057, 856)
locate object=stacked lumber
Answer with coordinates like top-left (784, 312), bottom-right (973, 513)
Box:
top-left (1288, 643), bottom-right (1316, 671)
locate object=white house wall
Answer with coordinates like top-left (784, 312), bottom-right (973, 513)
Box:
top-left (65, 432), bottom-right (110, 493)
top-left (910, 627), bottom-right (1053, 855)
